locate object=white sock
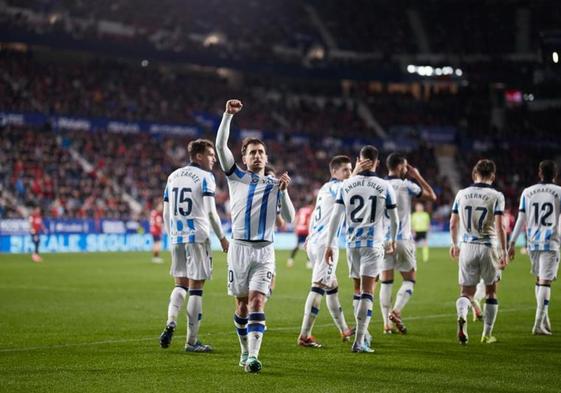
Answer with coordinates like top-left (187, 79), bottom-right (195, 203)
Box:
top-left (483, 298), bottom-right (499, 337)
top-left (166, 286), bottom-right (188, 326)
top-left (352, 294), bottom-right (360, 317)
top-left (394, 280), bottom-right (414, 313)
top-left (535, 285), bottom-right (551, 329)
top-left (354, 293), bottom-right (373, 347)
top-left (186, 289), bottom-right (203, 345)
top-left (326, 288), bottom-right (348, 333)
top-left (234, 313), bottom-right (248, 354)
top-left (300, 287), bottom-right (324, 338)
top-left (474, 280), bottom-right (486, 303)
top-left (456, 296), bottom-right (470, 321)
top-left (379, 281), bottom-right (393, 327)
top-left (248, 312), bottom-right (266, 358)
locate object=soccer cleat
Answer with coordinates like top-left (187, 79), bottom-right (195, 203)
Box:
top-left (352, 342), bottom-right (375, 353)
top-left (159, 324), bottom-right (175, 348)
top-left (471, 300), bottom-right (483, 322)
top-left (532, 326), bottom-right (553, 336)
top-left (341, 327), bottom-right (354, 342)
top-left (389, 310), bottom-right (408, 334)
top-left (364, 331), bottom-right (373, 347)
top-left (543, 314), bottom-right (552, 333)
top-left (32, 253), bottom-right (42, 263)
top-left (185, 341), bottom-right (213, 352)
top-left (457, 317), bottom-right (468, 345)
top-left (239, 352), bottom-right (249, 367)
top-left (305, 260), bottom-right (313, 269)
top-left (481, 335), bottom-right (497, 344)
top-left (298, 335), bottom-right (322, 348)
top-left (244, 356), bottom-right (262, 373)
top-left (152, 257), bottom-right (163, 264)
top-left (286, 258), bottom-right (294, 268)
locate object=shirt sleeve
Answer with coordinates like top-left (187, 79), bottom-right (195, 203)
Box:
top-left (407, 179), bottom-right (423, 198)
top-left (225, 164), bottom-right (246, 181)
top-left (451, 194), bottom-right (460, 214)
top-left (518, 193), bottom-right (526, 213)
top-left (202, 174), bottom-right (216, 197)
top-left (163, 184), bottom-right (169, 202)
top-left (335, 187), bottom-right (344, 205)
top-left (385, 184), bottom-right (397, 209)
top-left (494, 192), bottom-right (505, 215)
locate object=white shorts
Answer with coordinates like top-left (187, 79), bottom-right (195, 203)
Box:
top-left (227, 241), bottom-right (275, 297)
top-left (307, 244), bottom-right (339, 288)
top-left (170, 241), bottom-right (212, 280)
top-left (381, 240), bottom-right (416, 272)
top-left (529, 250), bottom-right (560, 281)
top-left (459, 243), bottom-right (500, 286)
top-left (347, 245), bottom-right (385, 279)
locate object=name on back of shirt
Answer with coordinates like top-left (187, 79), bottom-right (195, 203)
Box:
top-left (344, 179), bottom-right (384, 194)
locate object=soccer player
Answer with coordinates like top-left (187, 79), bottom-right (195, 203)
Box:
top-left (379, 153), bottom-right (436, 335)
top-left (449, 159), bottom-right (508, 345)
top-left (508, 160), bottom-right (561, 335)
top-left (216, 99), bottom-right (295, 373)
top-left (159, 139), bottom-right (229, 352)
top-left (297, 155), bottom-right (356, 348)
top-left (324, 146), bottom-right (399, 353)
top-left (411, 202), bottom-right (431, 262)
top-left (29, 206), bottom-right (47, 262)
top-left (150, 201), bottom-right (164, 263)
top-left (287, 200), bottom-right (313, 268)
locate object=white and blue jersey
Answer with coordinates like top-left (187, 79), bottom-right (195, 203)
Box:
top-left (452, 183), bottom-right (505, 246)
top-left (163, 163), bottom-right (216, 244)
top-left (383, 177), bottom-right (422, 241)
top-left (308, 178), bottom-right (343, 248)
top-left (518, 183), bottom-right (561, 251)
top-left (225, 164), bottom-right (281, 242)
top-left (336, 171), bottom-right (397, 248)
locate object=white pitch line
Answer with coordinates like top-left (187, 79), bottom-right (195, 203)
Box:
top-left (0, 307), bottom-right (537, 353)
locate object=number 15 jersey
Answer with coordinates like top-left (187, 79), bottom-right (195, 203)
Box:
top-left (163, 163), bottom-right (216, 244)
top-left (452, 183), bottom-right (505, 246)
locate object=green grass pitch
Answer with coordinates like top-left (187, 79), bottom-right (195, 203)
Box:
top-left (1, 249), bottom-right (560, 393)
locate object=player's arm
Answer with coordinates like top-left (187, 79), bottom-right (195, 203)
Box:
top-left (204, 196), bottom-right (229, 252)
top-left (385, 186), bottom-right (399, 254)
top-left (508, 195), bottom-right (527, 260)
top-left (276, 215), bottom-right (286, 229)
top-left (407, 164), bottom-right (437, 202)
top-left (449, 213), bottom-right (460, 259)
top-left (351, 158), bottom-right (373, 176)
top-left (163, 186), bottom-right (171, 235)
top-left (324, 203), bottom-right (345, 265)
top-left (278, 172), bottom-right (295, 223)
top-left (215, 99), bottom-right (242, 173)
top-left (495, 215), bottom-right (508, 269)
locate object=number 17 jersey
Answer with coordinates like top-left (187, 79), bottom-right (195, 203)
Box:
top-left (452, 183), bottom-right (505, 246)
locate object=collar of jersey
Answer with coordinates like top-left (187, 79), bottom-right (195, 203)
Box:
top-left (357, 171), bottom-right (377, 177)
top-left (471, 182), bottom-right (493, 188)
top-left (386, 175), bottom-right (402, 180)
top-left (188, 162), bottom-right (203, 169)
top-left (330, 177), bottom-right (340, 182)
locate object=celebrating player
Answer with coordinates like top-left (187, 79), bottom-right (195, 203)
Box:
top-left (216, 99), bottom-right (295, 373)
top-left (508, 160), bottom-right (561, 335)
top-left (29, 206), bottom-right (47, 262)
top-left (150, 201), bottom-right (164, 263)
top-left (379, 153), bottom-right (436, 335)
top-left (449, 159), bottom-right (508, 345)
top-left (159, 139), bottom-right (229, 352)
top-left (287, 199), bottom-right (313, 268)
top-left (297, 155), bottom-right (355, 348)
top-left (324, 146), bottom-right (399, 353)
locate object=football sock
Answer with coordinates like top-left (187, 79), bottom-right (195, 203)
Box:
top-left (326, 287), bottom-right (349, 333)
top-left (186, 289), bottom-right (203, 345)
top-left (166, 285), bottom-right (188, 326)
top-left (352, 293), bottom-right (360, 317)
top-left (234, 313), bottom-right (249, 354)
top-left (300, 287), bottom-right (324, 337)
top-left (394, 280), bottom-right (415, 313)
top-left (248, 312), bottom-right (266, 358)
top-left (355, 293), bottom-right (373, 347)
top-left (483, 298), bottom-right (498, 337)
top-left (535, 285), bottom-right (551, 329)
top-left (456, 296), bottom-right (470, 321)
top-left (379, 280), bottom-right (393, 327)
top-left (474, 281), bottom-right (486, 303)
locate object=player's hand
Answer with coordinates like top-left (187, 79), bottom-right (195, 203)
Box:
top-left (449, 245), bottom-right (460, 259)
top-left (220, 237), bottom-right (229, 253)
top-left (385, 241), bottom-right (396, 255)
top-left (498, 253), bottom-right (509, 270)
top-left (507, 243), bottom-right (515, 260)
top-left (406, 164), bottom-right (421, 179)
top-left (278, 172), bottom-right (291, 191)
top-left (324, 247), bottom-right (335, 266)
top-left (352, 158), bottom-right (372, 176)
top-left (225, 99), bottom-right (243, 114)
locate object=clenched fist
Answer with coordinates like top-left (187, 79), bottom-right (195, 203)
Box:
top-left (226, 99), bottom-right (243, 114)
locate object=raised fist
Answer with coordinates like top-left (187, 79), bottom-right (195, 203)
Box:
top-left (226, 99), bottom-right (243, 114)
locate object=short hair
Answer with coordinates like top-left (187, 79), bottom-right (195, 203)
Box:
top-left (472, 159), bottom-right (496, 180)
top-left (539, 160), bottom-right (558, 182)
top-left (241, 137), bottom-right (266, 156)
top-left (329, 155), bottom-right (351, 171)
top-left (188, 139), bottom-right (214, 160)
top-left (360, 145), bottom-right (379, 162)
top-left (386, 153), bottom-right (406, 171)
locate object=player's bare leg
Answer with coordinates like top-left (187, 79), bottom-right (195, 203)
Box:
top-left (160, 277), bottom-right (189, 348)
top-left (185, 279), bottom-right (211, 352)
top-left (456, 285), bottom-right (476, 345)
top-left (533, 278), bottom-right (553, 335)
top-left (389, 269), bottom-right (416, 335)
top-left (379, 269), bottom-right (396, 334)
top-left (152, 240), bottom-right (163, 264)
top-left (481, 283), bottom-right (499, 343)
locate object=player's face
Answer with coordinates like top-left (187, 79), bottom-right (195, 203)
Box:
top-left (399, 159), bottom-right (408, 178)
top-left (199, 147), bottom-right (217, 171)
top-left (415, 203), bottom-right (424, 212)
top-left (242, 143), bottom-right (267, 172)
top-left (332, 163), bottom-right (353, 180)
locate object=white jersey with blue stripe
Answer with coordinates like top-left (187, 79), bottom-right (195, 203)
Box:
top-left (383, 177), bottom-right (422, 241)
top-left (336, 172), bottom-right (397, 248)
top-left (225, 164), bottom-right (280, 242)
top-left (518, 183), bottom-right (561, 251)
top-left (452, 183), bottom-right (505, 246)
top-left (163, 163), bottom-right (216, 244)
top-left (308, 179), bottom-right (343, 248)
